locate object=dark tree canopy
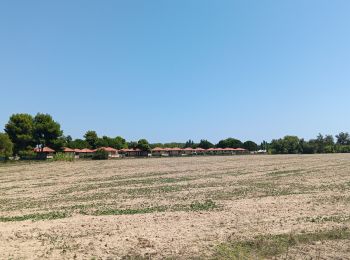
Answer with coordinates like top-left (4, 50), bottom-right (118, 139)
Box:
top-left (97, 136), bottom-right (127, 149)
top-left (184, 139), bottom-right (195, 148)
top-left (198, 139), bottom-right (214, 149)
top-left (0, 133), bottom-right (13, 158)
top-left (336, 132), bottom-right (350, 145)
top-left (243, 141), bottom-right (258, 151)
top-left (5, 113), bottom-right (34, 154)
top-left (137, 139), bottom-right (151, 152)
top-left (216, 138), bottom-right (243, 148)
top-left (164, 142), bottom-right (184, 148)
top-left (259, 140), bottom-right (269, 150)
top-left (33, 113), bottom-right (63, 150)
top-left (128, 141), bottom-right (138, 149)
top-left (84, 130), bottom-right (99, 149)
top-left (67, 139), bottom-right (89, 149)
top-left (65, 135), bottom-right (73, 144)
top-left (270, 136), bottom-right (301, 154)
top-left (150, 143), bottom-right (164, 148)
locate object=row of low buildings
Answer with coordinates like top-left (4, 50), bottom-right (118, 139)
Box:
top-left (33, 146), bottom-right (249, 159)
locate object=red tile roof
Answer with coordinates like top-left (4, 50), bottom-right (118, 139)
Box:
top-left (234, 148), bottom-right (247, 151)
top-left (99, 147), bottom-right (117, 152)
top-left (152, 147), bottom-right (164, 151)
top-left (119, 148), bottom-right (141, 152)
top-left (80, 148), bottom-right (94, 153)
top-left (62, 147), bottom-right (75, 152)
top-left (34, 147), bottom-right (55, 153)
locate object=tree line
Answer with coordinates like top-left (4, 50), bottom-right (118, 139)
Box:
top-left (268, 134), bottom-right (350, 154)
top-left (1, 113), bottom-right (350, 159)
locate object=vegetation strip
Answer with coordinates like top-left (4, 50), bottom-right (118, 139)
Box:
top-left (0, 211), bottom-right (69, 222)
top-left (214, 228), bottom-right (350, 259)
top-left (0, 200), bottom-right (217, 222)
top-left (81, 200), bottom-right (217, 216)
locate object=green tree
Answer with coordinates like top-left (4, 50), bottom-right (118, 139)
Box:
top-left (0, 133), bottom-right (13, 158)
top-left (313, 134), bottom-right (326, 153)
top-left (65, 135), bottom-right (73, 145)
top-left (68, 139), bottom-right (89, 149)
top-left (164, 142), bottom-right (185, 148)
top-left (137, 139), bottom-right (151, 152)
top-left (184, 139), bottom-right (195, 148)
top-left (128, 141), bottom-right (137, 149)
top-left (92, 149), bottom-right (109, 160)
top-left (259, 140), bottom-right (269, 151)
top-left (5, 113), bottom-right (34, 154)
top-left (97, 136), bottom-right (110, 148)
top-left (270, 136), bottom-right (301, 154)
top-left (269, 139), bottom-right (284, 154)
top-left (112, 136), bottom-right (128, 149)
top-left (198, 139), bottom-right (214, 149)
top-left (243, 141), bottom-right (258, 151)
top-left (324, 135), bottom-right (334, 146)
top-left (336, 132), bottom-right (350, 145)
top-left (84, 130), bottom-right (98, 149)
top-left (150, 143), bottom-right (164, 149)
top-left (33, 113), bottom-right (64, 150)
top-left (309, 134), bottom-right (335, 153)
top-left (216, 138), bottom-right (243, 148)
top-left (300, 139), bottom-right (316, 154)
top-left (283, 136), bottom-right (301, 154)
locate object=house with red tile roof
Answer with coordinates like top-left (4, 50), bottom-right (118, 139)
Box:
top-left (151, 147), bottom-right (165, 156)
top-left (98, 147), bottom-right (119, 158)
top-left (33, 147), bottom-right (55, 159)
top-left (183, 147), bottom-right (195, 155)
top-left (194, 147), bottom-right (206, 154)
top-left (169, 147), bottom-right (182, 156)
top-left (119, 148), bottom-right (146, 157)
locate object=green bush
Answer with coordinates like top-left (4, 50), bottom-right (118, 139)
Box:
top-left (18, 150), bottom-right (37, 160)
top-left (92, 149), bottom-right (109, 160)
top-left (53, 152), bottom-right (74, 161)
top-left (335, 145), bottom-right (350, 153)
top-left (324, 145), bottom-right (335, 153)
top-left (0, 133), bottom-right (13, 159)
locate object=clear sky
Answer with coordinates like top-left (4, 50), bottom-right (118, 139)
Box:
top-left (1, 1), bottom-right (349, 144)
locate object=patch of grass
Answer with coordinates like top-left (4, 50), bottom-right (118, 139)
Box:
top-left (82, 206), bottom-right (168, 216)
top-left (0, 211), bottom-right (69, 222)
top-left (213, 228), bottom-right (350, 259)
top-left (82, 200), bottom-right (218, 216)
top-left (189, 200), bottom-right (217, 211)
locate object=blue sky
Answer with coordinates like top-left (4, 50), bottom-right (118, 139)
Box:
top-left (1, 1), bottom-right (349, 144)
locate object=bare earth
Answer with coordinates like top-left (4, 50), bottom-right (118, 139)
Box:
top-left (1, 154), bottom-right (350, 259)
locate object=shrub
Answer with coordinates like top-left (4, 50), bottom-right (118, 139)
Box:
top-left (18, 150), bottom-right (36, 160)
top-left (0, 133), bottom-right (13, 159)
top-left (324, 145), bottom-right (335, 153)
top-left (53, 152), bottom-right (74, 161)
top-left (92, 149), bottom-right (109, 160)
top-left (335, 145), bottom-right (350, 153)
